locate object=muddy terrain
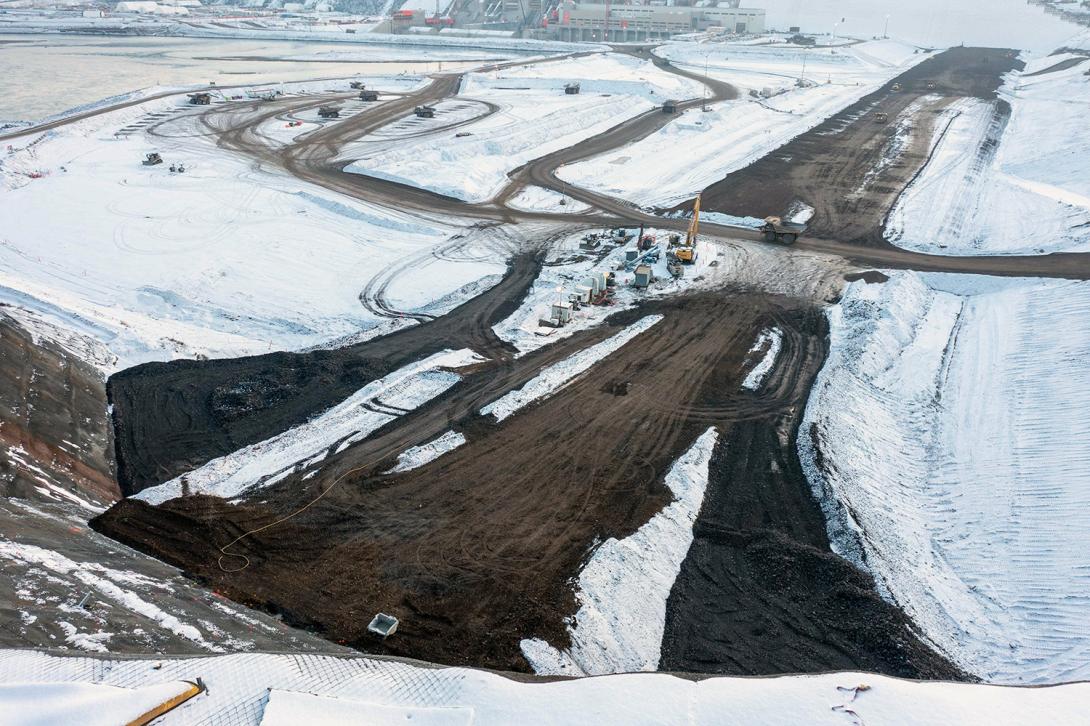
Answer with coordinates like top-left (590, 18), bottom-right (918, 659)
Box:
top-left (675, 47), bottom-right (1024, 245)
top-left (659, 306), bottom-right (960, 678)
top-left (94, 289), bottom-right (961, 677)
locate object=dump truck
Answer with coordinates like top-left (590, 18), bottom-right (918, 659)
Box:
top-left (759, 216), bottom-right (806, 244)
top-left (360, 90), bottom-right (379, 102)
top-left (318, 106), bottom-right (341, 119)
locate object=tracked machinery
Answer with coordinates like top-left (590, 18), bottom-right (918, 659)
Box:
top-left (675, 194), bottom-right (700, 264)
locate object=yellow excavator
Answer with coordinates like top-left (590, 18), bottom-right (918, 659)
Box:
top-left (676, 194), bottom-right (699, 264)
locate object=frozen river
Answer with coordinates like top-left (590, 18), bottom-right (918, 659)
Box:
top-left (0, 34), bottom-right (509, 123)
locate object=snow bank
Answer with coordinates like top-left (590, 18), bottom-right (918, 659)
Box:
top-left (886, 58), bottom-right (1090, 255)
top-left (800, 271), bottom-right (1090, 684)
top-left (482, 316), bottom-right (662, 422)
top-left (137, 349), bottom-right (483, 504)
top-left (2, 650), bottom-right (1090, 726)
top-left (741, 327), bottom-right (783, 390)
top-left (388, 430), bottom-right (466, 473)
top-left (521, 428), bottom-right (718, 676)
top-left (0, 681), bottom-right (198, 726)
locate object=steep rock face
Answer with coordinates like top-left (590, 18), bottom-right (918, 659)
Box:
top-left (0, 312), bottom-right (117, 507)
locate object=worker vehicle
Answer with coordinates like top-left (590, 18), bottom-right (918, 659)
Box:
top-left (760, 216), bottom-right (806, 244)
top-left (676, 194), bottom-right (700, 264)
top-left (891, 83), bottom-right (902, 91)
top-left (925, 81), bottom-right (937, 90)
top-left (874, 112), bottom-right (888, 123)
top-left (143, 153), bottom-right (163, 166)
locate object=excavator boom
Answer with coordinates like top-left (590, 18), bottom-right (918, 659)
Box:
top-left (686, 194), bottom-right (701, 246)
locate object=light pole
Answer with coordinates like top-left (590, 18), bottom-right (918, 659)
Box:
top-left (883, 14), bottom-right (890, 39)
top-left (832, 21), bottom-right (839, 41)
top-left (702, 53), bottom-right (709, 111)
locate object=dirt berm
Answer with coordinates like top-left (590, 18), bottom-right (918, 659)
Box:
top-left (94, 290), bottom-right (963, 679)
top-left (107, 252), bottom-right (541, 495)
top-left (674, 46), bottom-right (1023, 246)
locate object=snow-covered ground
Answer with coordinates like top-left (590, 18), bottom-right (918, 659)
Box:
top-left (343, 53), bottom-right (702, 203)
top-left (0, 680), bottom-right (199, 726)
top-left (886, 53), bottom-right (1090, 255)
top-left (136, 349), bottom-right (483, 505)
top-left (800, 271), bottom-right (1090, 684)
top-left (3, 650), bottom-right (1090, 726)
top-left (558, 40), bottom-right (929, 207)
top-left (0, 82), bottom-right (505, 371)
top-left (482, 315), bottom-right (662, 422)
top-left (521, 427), bottom-right (717, 676)
top-left (505, 185), bottom-right (591, 213)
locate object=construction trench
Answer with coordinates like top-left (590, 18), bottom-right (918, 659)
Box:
top-left (12, 43), bottom-right (1079, 677)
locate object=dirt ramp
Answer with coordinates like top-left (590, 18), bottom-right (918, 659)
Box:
top-left (676, 47), bottom-right (1024, 246)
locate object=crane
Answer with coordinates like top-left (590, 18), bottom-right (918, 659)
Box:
top-left (676, 194), bottom-right (700, 264)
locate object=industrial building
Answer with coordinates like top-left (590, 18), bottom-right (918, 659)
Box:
top-left (546, 0), bottom-right (765, 42)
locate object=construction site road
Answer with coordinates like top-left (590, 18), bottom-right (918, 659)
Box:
top-left (674, 46), bottom-right (1024, 246)
top-left (193, 46), bottom-right (1090, 282)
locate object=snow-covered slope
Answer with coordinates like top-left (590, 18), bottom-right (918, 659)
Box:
top-left (3, 650), bottom-right (1090, 726)
top-left (886, 54), bottom-right (1090, 255)
top-left (800, 271), bottom-right (1090, 684)
top-left (521, 428), bottom-right (717, 676)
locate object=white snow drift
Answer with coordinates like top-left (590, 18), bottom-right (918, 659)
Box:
top-left (521, 427), bottom-right (718, 676)
top-left (800, 271), bottom-right (1090, 684)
